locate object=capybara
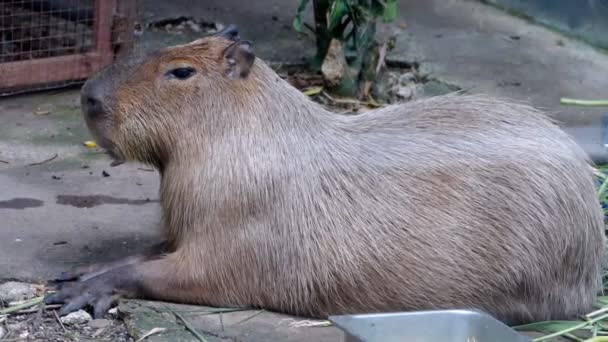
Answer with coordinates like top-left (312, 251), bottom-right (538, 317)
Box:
top-left (45, 25), bottom-right (606, 324)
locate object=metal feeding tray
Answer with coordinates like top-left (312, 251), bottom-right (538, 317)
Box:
top-left (329, 309), bottom-right (533, 342)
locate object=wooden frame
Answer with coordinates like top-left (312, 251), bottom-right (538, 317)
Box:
top-left (0, 0), bottom-right (134, 94)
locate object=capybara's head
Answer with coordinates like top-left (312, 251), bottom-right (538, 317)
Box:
top-left (80, 25), bottom-right (255, 167)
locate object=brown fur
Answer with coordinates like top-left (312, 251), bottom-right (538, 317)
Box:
top-left (78, 31), bottom-right (605, 324)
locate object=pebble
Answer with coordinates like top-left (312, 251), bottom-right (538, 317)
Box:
top-left (33, 103), bottom-right (53, 116)
top-left (108, 307), bottom-right (119, 317)
top-left (0, 281), bottom-right (36, 304)
top-left (60, 310), bottom-right (92, 325)
top-left (396, 84), bottom-right (417, 100)
top-left (398, 72), bottom-right (417, 86)
top-left (186, 20), bottom-right (202, 33)
top-left (89, 318), bottom-right (111, 329)
top-left (7, 323), bottom-right (22, 331)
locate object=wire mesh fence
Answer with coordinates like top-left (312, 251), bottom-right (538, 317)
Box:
top-left (0, 0), bottom-right (141, 96)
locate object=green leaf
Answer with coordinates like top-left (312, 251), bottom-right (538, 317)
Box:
top-left (382, 0), bottom-right (397, 21)
top-left (596, 296), bottom-right (608, 305)
top-left (513, 320), bottom-right (587, 334)
top-left (328, 0), bottom-right (349, 32)
top-left (352, 4), bottom-right (373, 22)
top-left (370, 0), bottom-right (386, 17)
top-left (293, 0), bottom-right (311, 32)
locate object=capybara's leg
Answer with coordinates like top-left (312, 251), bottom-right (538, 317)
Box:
top-left (44, 249), bottom-right (234, 318)
top-left (52, 242), bottom-right (169, 282)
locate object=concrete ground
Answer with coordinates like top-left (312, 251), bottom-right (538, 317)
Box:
top-left (390, 0), bottom-right (608, 163)
top-left (0, 91), bottom-right (162, 282)
top-left (1, 0), bottom-right (608, 340)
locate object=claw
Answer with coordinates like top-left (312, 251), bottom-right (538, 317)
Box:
top-left (44, 291), bottom-right (69, 305)
top-left (58, 293), bottom-right (93, 316)
top-left (54, 270), bottom-right (79, 282)
top-left (47, 262), bottom-right (138, 318)
top-left (93, 295), bottom-right (118, 319)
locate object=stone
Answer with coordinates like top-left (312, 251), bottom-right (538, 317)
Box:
top-left (108, 307), bottom-right (119, 318)
top-left (33, 103), bottom-right (53, 116)
top-left (0, 281), bottom-right (36, 304)
top-left (60, 310), bottom-right (92, 325)
top-left (7, 323), bottom-right (22, 331)
top-left (186, 20), bottom-right (202, 33)
top-left (88, 318), bottom-right (111, 329)
top-left (398, 72), bottom-right (417, 86)
top-left (396, 84), bottom-right (417, 100)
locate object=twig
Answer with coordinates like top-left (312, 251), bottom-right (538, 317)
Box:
top-left (135, 327), bottom-right (166, 342)
top-left (376, 41), bottom-right (388, 74)
top-left (0, 160), bottom-right (8, 164)
top-left (587, 306), bottom-right (608, 319)
top-left (280, 318), bottom-right (333, 328)
top-left (2, 315), bottom-right (12, 340)
top-left (174, 311), bottom-right (209, 342)
top-left (14, 304), bottom-right (61, 315)
top-left (0, 297), bottom-right (44, 315)
top-left (303, 86), bottom-right (323, 96)
top-left (92, 327), bottom-right (106, 338)
top-left (322, 91), bottom-right (382, 108)
top-left (27, 153), bottom-right (58, 166)
top-left (303, 22), bottom-right (316, 36)
top-left (560, 98), bottom-right (608, 107)
top-left (30, 301), bottom-right (45, 332)
top-left (154, 307), bottom-right (248, 314)
top-left (229, 309), bottom-right (264, 327)
top-left (53, 310), bottom-right (67, 333)
top-left (533, 313), bottom-right (608, 342)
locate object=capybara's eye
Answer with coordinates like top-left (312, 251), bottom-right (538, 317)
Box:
top-left (166, 67), bottom-right (196, 80)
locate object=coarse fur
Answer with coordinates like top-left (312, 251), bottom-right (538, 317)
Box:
top-left (67, 27), bottom-right (605, 325)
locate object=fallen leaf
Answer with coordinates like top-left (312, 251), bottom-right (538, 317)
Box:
top-left (303, 86), bottom-right (323, 96)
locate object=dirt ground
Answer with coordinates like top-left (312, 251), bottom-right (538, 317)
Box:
top-left (1, 309), bottom-right (131, 342)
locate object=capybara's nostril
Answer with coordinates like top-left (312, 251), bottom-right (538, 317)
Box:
top-left (83, 95), bottom-right (104, 119)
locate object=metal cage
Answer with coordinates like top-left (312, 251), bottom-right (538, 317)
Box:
top-left (0, 0), bottom-right (140, 96)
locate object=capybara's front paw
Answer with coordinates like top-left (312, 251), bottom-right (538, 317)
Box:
top-left (45, 265), bottom-right (137, 318)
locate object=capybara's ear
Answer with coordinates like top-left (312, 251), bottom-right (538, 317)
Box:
top-left (216, 24), bottom-right (240, 42)
top-left (223, 41), bottom-right (255, 79)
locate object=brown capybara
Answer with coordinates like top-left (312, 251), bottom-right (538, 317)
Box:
top-left (45, 25), bottom-right (606, 324)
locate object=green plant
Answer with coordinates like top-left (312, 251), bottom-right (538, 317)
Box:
top-left (293, 0), bottom-right (398, 99)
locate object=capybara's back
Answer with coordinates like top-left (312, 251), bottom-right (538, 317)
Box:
top-left (271, 93), bottom-right (606, 325)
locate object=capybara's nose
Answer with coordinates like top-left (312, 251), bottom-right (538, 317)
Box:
top-left (81, 91), bottom-right (105, 119)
